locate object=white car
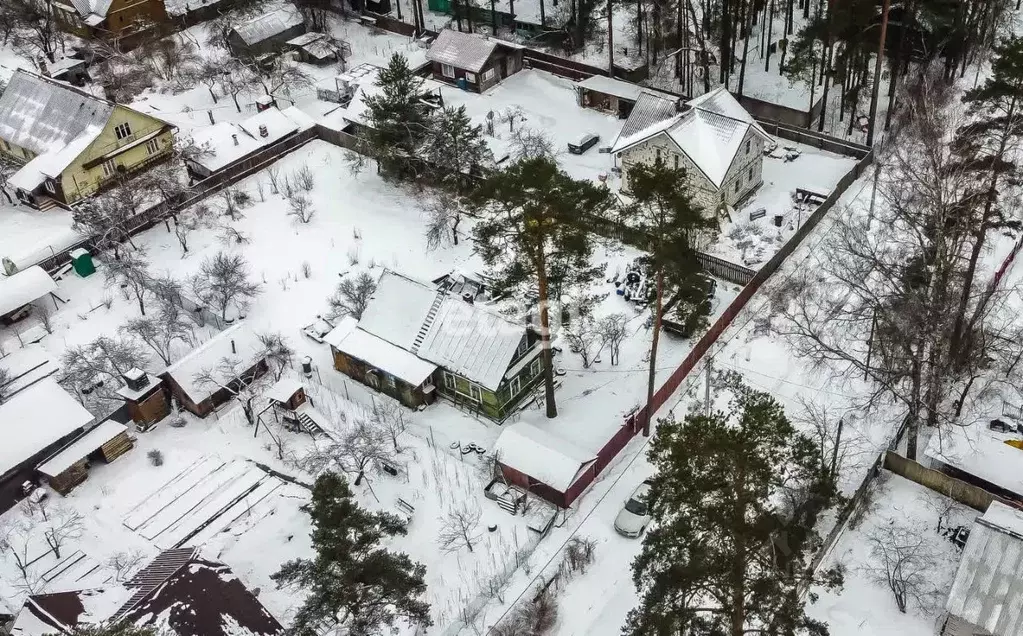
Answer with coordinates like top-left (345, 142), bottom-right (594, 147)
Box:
top-left (613, 479), bottom-right (653, 538)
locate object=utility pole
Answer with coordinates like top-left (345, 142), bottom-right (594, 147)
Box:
top-left (866, 0), bottom-right (891, 146)
top-left (704, 352), bottom-right (712, 417)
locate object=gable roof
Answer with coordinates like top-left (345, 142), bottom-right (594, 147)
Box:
top-left (0, 377), bottom-right (94, 478)
top-left (12, 548), bottom-right (283, 636)
top-left (68, 0), bottom-right (114, 22)
top-left (231, 6), bottom-right (304, 46)
top-left (163, 323), bottom-right (266, 404)
top-left (0, 70), bottom-right (114, 157)
top-left (354, 270), bottom-right (526, 391)
top-left (427, 29), bottom-right (498, 73)
top-left (611, 86), bottom-right (770, 187)
top-left (493, 422), bottom-right (597, 492)
top-left (946, 502), bottom-right (1023, 635)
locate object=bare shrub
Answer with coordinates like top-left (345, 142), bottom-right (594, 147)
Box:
top-left (563, 316), bottom-right (604, 368)
top-left (147, 449), bottom-right (164, 466)
top-left (288, 194), bottom-right (315, 224)
top-left (437, 501), bottom-right (482, 553)
top-left (301, 261), bottom-right (312, 278)
top-left (292, 164), bottom-right (315, 192)
top-left (561, 536), bottom-right (596, 576)
top-left (597, 313), bottom-right (628, 365)
top-left (106, 549), bottom-right (147, 581)
top-left (863, 520), bottom-right (943, 614)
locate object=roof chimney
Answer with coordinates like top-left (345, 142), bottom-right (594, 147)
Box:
top-left (258, 125), bottom-right (268, 138)
top-left (231, 134), bottom-right (239, 146)
top-left (231, 339), bottom-right (236, 354)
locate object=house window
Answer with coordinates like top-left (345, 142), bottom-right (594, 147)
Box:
top-left (443, 372), bottom-right (456, 390)
top-left (517, 337), bottom-right (527, 357)
top-left (482, 68), bottom-right (495, 82)
top-left (655, 147), bottom-right (661, 161)
top-left (469, 384), bottom-right (482, 402)
top-left (510, 375), bottom-right (521, 397)
top-left (145, 138), bottom-right (160, 155)
top-left (114, 122), bottom-right (132, 140)
top-left (385, 374), bottom-right (396, 389)
top-left (465, 72), bottom-right (476, 83)
top-left (735, 178), bottom-right (741, 193)
top-left (44, 179), bottom-right (55, 194)
top-left (529, 358), bottom-right (541, 378)
top-left (673, 154), bottom-right (679, 170)
top-left (441, 64), bottom-right (455, 78)
top-left (748, 167), bottom-right (753, 182)
top-left (746, 139), bottom-right (751, 154)
top-left (102, 159), bottom-right (118, 177)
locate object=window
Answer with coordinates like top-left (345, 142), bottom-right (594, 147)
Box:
top-left (102, 159), bottom-right (118, 177)
top-left (655, 147), bottom-right (661, 161)
top-left (673, 154), bottom-right (679, 170)
top-left (444, 372), bottom-right (456, 390)
top-left (385, 374), bottom-right (396, 389)
top-left (145, 138), bottom-right (160, 155)
top-left (517, 337), bottom-right (527, 357)
top-left (735, 179), bottom-right (741, 193)
top-left (114, 122), bottom-right (132, 140)
top-left (510, 375), bottom-right (521, 397)
top-left (529, 358), bottom-right (541, 378)
top-left (441, 64), bottom-right (455, 78)
top-left (465, 72), bottom-right (476, 83)
top-left (469, 384), bottom-right (482, 402)
top-left (746, 139), bottom-right (751, 154)
top-left (44, 179), bottom-right (55, 194)
top-left (482, 68), bottom-right (495, 82)
top-left (747, 167), bottom-right (753, 182)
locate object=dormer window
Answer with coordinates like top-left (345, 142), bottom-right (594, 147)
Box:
top-left (114, 122), bottom-right (132, 140)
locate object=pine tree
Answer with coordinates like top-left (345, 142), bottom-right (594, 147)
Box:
top-left (948, 34), bottom-right (1023, 368)
top-left (626, 378), bottom-right (842, 636)
top-left (272, 473), bottom-right (431, 636)
top-left (364, 54), bottom-right (434, 179)
top-left (471, 157), bottom-right (614, 418)
top-left (423, 105), bottom-right (490, 189)
top-left (626, 157), bottom-right (717, 435)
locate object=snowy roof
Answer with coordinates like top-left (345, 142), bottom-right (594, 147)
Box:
top-left (427, 30), bottom-right (497, 73)
top-left (331, 326), bottom-right (438, 387)
top-left (189, 107), bottom-right (311, 172)
top-left (611, 86), bottom-right (770, 187)
top-left (0, 344), bottom-right (58, 395)
top-left (356, 270), bottom-right (526, 391)
top-left (0, 70), bottom-right (114, 157)
top-left (577, 75), bottom-right (646, 102)
top-left (163, 0), bottom-right (230, 16)
top-left (68, 0), bottom-right (113, 20)
top-left (36, 419), bottom-right (128, 477)
top-left (8, 125), bottom-right (104, 191)
top-left (0, 266), bottom-right (56, 317)
top-left (492, 422), bottom-right (597, 492)
top-left (231, 6), bottom-right (304, 46)
top-left (286, 31), bottom-right (326, 47)
top-left (0, 377), bottom-right (94, 478)
top-left (323, 315), bottom-right (358, 348)
top-left (946, 501), bottom-right (1023, 635)
top-left (163, 323), bottom-right (267, 405)
top-left (924, 424), bottom-right (1023, 497)
top-left (265, 377), bottom-right (304, 403)
top-left (12, 549), bottom-right (283, 636)
top-left (115, 372), bottom-right (162, 401)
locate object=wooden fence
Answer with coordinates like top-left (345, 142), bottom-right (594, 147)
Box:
top-left (883, 452), bottom-right (1014, 512)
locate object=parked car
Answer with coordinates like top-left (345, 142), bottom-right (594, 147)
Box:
top-left (568, 133), bottom-right (600, 155)
top-left (614, 479), bottom-right (653, 537)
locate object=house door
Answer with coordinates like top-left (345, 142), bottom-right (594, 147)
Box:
top-left (501, 57), bottom-right (509, 79)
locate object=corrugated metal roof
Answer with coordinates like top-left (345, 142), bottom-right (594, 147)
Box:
top-left (0, 70), bottom-right (113, 156)
top-left (232, 7), bottom-right (305, 46)
top-left (69, 0), bottom-right (113, 19)
top-left (947, 502), bottom-right (1023, 635)
top-left (612, 91), bottom-right (680, 150)
top-left (426, 29), bottom-right (497, 73)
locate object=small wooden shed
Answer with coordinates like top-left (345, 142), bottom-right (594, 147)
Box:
top-left (116, 368), bottom-right (170, 430)
top-left (265, 378), bottom-right (307, 411)
top-left (36, 420), bottom-right (133, 495)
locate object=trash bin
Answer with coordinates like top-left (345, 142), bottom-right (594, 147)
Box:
top-left (69, 248), bottom-right (95, 277)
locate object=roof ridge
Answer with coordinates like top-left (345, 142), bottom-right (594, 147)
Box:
top-left (14, 68), bottom-right (113, 108)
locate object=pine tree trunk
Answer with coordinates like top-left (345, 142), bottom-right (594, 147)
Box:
top-left (817, 31), bottom-right (832, 132)
top-left (866, 0), bottom-right (890, 145)
top-left (765, 0), bottom-right (774, 72)
top-left (540, 0), bottom-right (546, 26)
top-left (643, 269), bottom-right (663, 436)
top-left (537, 249), bottom-right (558, 419)
top-left (737, 0), bottom-right (753, 96)
top-left (491, 0), bottom-right (498, 34)
top-left (609, 0), bottom-right (615, 77)
top-left (720, 0), bottom-right (731, 84)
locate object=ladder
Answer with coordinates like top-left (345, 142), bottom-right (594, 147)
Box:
top-left (410, 292), bottom-right (445, 354)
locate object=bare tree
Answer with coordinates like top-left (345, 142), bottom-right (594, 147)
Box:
top-left (328, 272), bottom-right (377, 320)
top-left (437, 501), bottom-right (483, 553)
top-left (61, 336), bottom-right (150, 409)
top-left (106, 549), bottom-right (147, 582)
top-left (509, 127), bottom-right (555, 161)
top-left (597, 313), bottom-right (628, 365)
top-left (288, 194), bottom-right (315, 224)
top-left (422, 191), bottom-right (463, 250)
top-left (258, 332), bottom-right (293, 382)
top-left (372, 399), bottom-right (406, 452)
top-left (191, 251), bottom-right (261, 320)
top-left (563, 315), bottom-right (604, 368)
top-left (250, 55), bottom-right (313, 100)
top-left (303, 418), bottom-right (394, 485)
top-left (72, 190), bottom-right (143, 258)
top-left (292, 164), bottom-right (315, 192)
top-left (0, 516), bottom-right (43, 594)
top-left (172, 203), bottom-right (211, 256)
top-left (120, 303), bottom-right (195, 366)
top-left (104, 249), bottom-right (152, 315)
top-left (220, 58), bottom-right (261, 113)
top-left (864, 520), bottom-right (943, 614)
top-left (193, 354), bottom-right (266, 424)
top-left (191, 55), bottom-right (225, 103)
top-left (41, 505), bottom-right (84, 559)
top-left (143, 35), bottom-right (199, 86)
top-left (0, 0), bottom-right (64, 62)
top-left (266, 166), bottom-right (282, 194)
top-left (218, 224), bottom-right (251, 246)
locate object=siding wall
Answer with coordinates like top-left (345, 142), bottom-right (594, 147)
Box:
top-left (941, 614), bottom-right (991, 636)
top-left (619, 127), bottom-right (765, 210)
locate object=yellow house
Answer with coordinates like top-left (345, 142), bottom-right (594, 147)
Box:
top-left (0, 70), bottom-right (175, 209)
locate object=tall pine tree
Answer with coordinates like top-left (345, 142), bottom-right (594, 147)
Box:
top-left (363, 53), bottom-right (433, 179)
top-left (625, 157), bottom-right (717, 436)
top-left (423, 105), bottom-right (490, 189)
top-left (626, 378), bottom-right (842, 636)
top-left (471, 157), bottom-right (613, 418)
top-left (272, 472), bottom-right (431, 636)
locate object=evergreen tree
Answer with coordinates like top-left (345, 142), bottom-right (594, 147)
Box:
top-left (272, 472), bottom-right (431, 636)
top-left (471, 157), bottom-right (613, 418)
top-left (423, 105), bottom-right (490, 189)
top-left (363, 54), bottom-right (433, 179)
top-left (626, 157), bottom-right (717, 436)
top-left (626, 379), bottom-right (842, 636)
top-left (948, 34), bottom-right (1023, 368)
